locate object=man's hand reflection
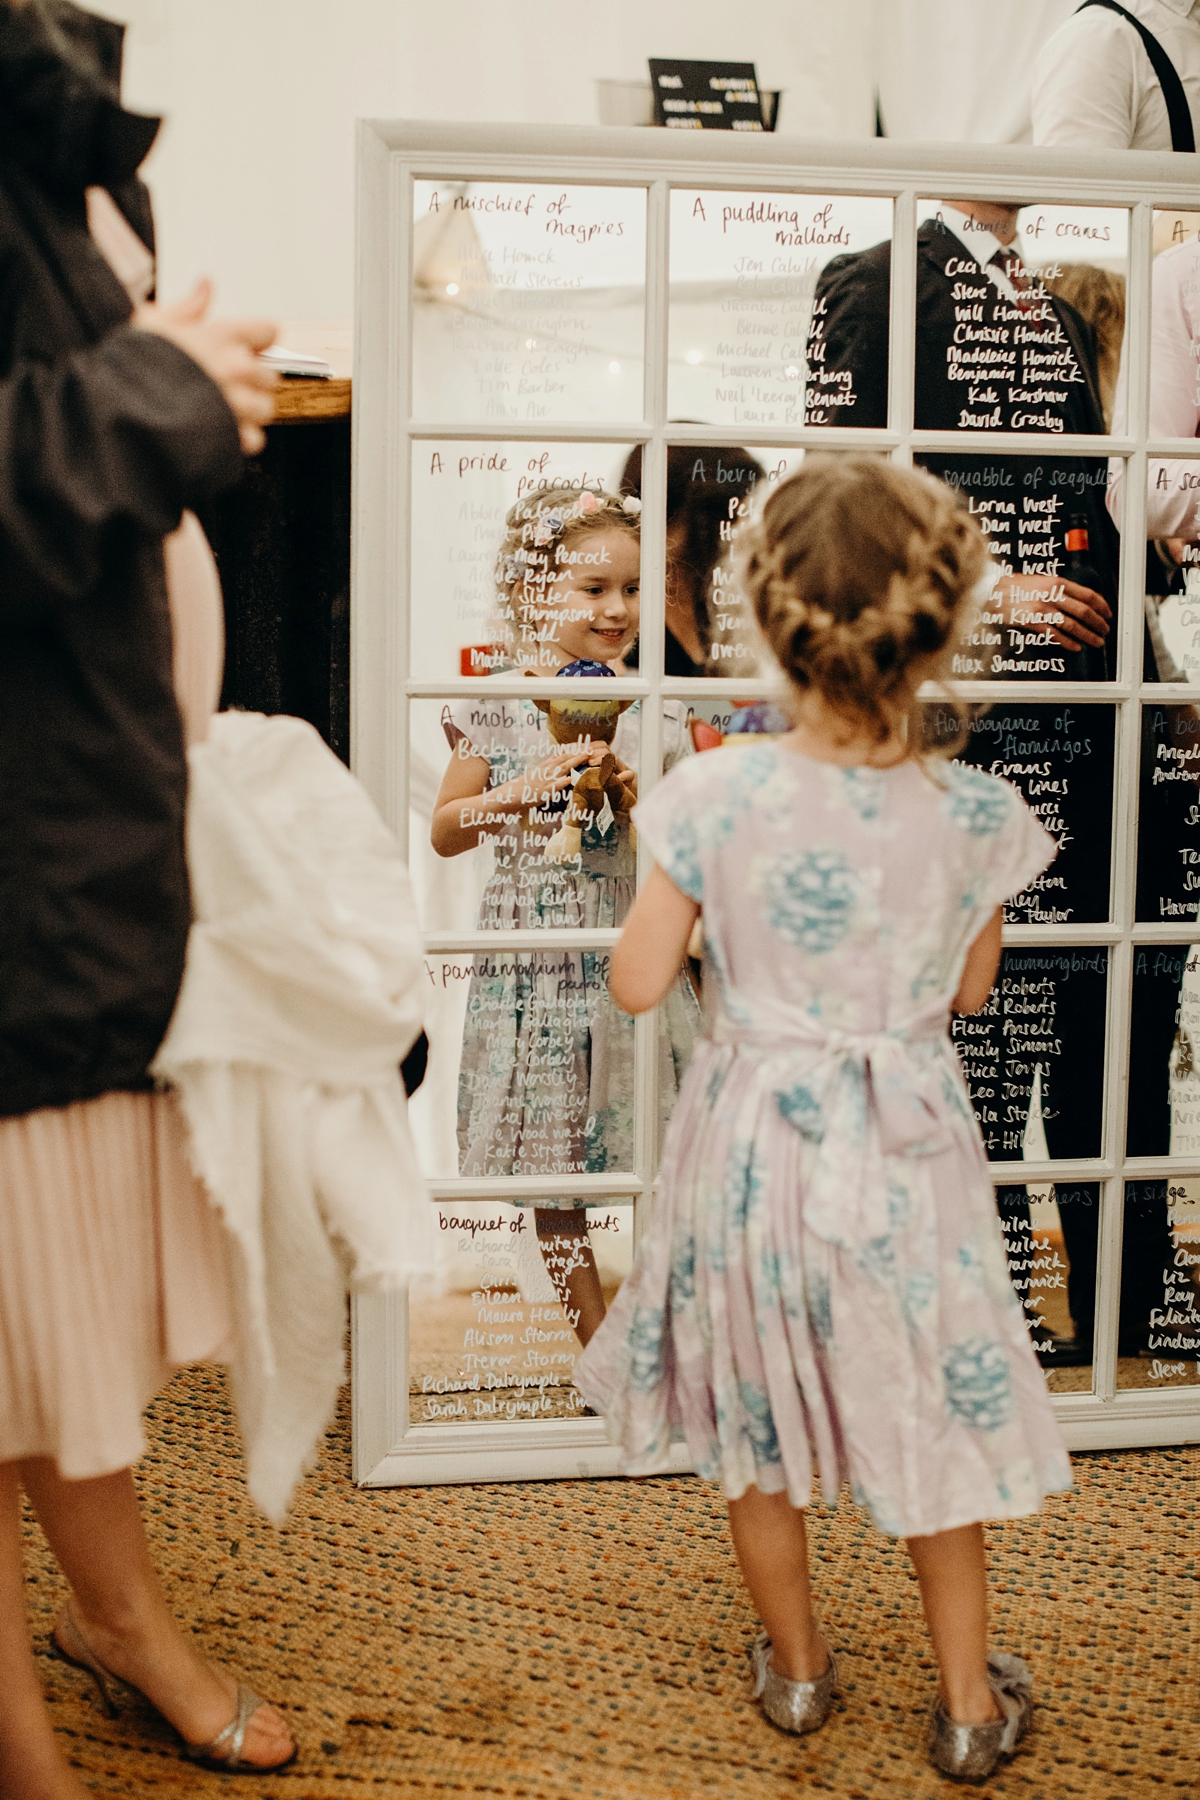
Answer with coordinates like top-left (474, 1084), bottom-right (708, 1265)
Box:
top-left (987, 574), bottom-right (1112, 653)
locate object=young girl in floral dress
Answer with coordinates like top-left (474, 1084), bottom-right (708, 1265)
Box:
top-left (431, 487), bottom-right (697, 1351)
top-left (576, 457), bottom-right (1071, 1783)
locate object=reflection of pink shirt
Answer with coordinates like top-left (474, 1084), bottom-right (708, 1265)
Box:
top-left (1108, 237), bottom-right (1200, 537)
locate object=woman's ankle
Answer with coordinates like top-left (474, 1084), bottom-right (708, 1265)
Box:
top-left (69, 1594), bottom-right (189, 1674)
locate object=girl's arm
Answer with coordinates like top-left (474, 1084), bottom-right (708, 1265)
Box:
top-left (430, 742), bottom-right (602, 857)
top-left (952, 908), bottom-right (1003, 1014)
top-left (431, 748), bottom-right (511, 857)
top-left (609, 864), bottom-right (699, 1014)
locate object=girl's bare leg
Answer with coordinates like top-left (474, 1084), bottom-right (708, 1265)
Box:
top-left (534, 1208), bottom-right (606, 1345)
top-left (726, 1486), bottom-right (829, 1681)
top-left (906, 1524), bottom-right (1003, 1725)
top-left (0, 1463), bottom-right (89, 1800)
top-left (19, 1461), bottom-right (293, 1766)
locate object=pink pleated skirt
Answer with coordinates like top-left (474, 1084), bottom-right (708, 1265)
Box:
top-left (0, 1090), bottom-right (236, 1478)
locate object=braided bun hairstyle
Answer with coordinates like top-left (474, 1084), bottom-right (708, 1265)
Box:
top-left (493, 485), bottom-right (641, 666)
top-left (738, 456), bottom-right (988, 753)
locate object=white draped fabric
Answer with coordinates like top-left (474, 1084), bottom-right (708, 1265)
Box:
top-left (152, 711), bottom-right (440, 1519)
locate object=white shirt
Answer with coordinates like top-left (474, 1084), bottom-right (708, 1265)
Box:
top-left (1032, 0), bottom-right (1200, 149)
top-left (1108, 238), bottom-right (1200, 535)
top-left (927, 204), bottom-right (1026, 305)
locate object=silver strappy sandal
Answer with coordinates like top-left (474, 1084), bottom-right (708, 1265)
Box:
top-left (50, 1602), bottom-right (296, 1775)
top-left (928, 1651), bottom-right (1033, 1784)
top-left (748, 1632), bottom-right (839, 1734)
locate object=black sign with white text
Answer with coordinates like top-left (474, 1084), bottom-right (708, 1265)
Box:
top-left (649, 59), bottom-right (765, 131)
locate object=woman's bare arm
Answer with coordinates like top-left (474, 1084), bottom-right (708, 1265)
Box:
top-left (609, 865), bottom-right (699, 1014)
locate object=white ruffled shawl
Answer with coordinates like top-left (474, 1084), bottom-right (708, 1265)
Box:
top-left (152, 710), bottom-right (439, 1520)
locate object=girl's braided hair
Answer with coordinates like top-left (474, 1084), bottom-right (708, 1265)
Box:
top-left (737, 456), bottom-right (988, 754)
top-left (492, 485), bottom-right (640, 661)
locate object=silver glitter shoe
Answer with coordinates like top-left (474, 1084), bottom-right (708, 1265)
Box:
top-left (928, 1651), bottom-right (1033, 1784)
top-left (748, 1632), bottom-right (838, 1735)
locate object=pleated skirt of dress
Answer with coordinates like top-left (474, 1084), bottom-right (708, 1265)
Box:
top-left (0, 1090), bottom-right (236, 1478)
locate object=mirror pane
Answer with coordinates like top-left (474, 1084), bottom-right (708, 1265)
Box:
top-left (409, 943), bottom-right (637, 1183)
top-left (408, 440), bottom-right (640, 681)
top-left (915, 453), bottom-right (1116, 682)
top-left (667, 190), bottom-right (893, 425)
top-left (1131, 213), bottom-right (1200, 649)
top-left (927, 703), bottom-right (1115, 923)
top-left (1117, 1180), bottom-right (1200, 1389)
top-left (1137, 705), bottom-right (1200, 922)
top-left (952, 948), bottom-right (1107, 1161)
top-left (1127, 945), bottom-right (1200, 1157)
top-left (620, 444), bottom-right (802, 678)
top-left (409, 1200), bottom-right (634, 1426)
top-left (995, 1182), bottom-right (1098, 1393)
top-left (409, 943), bottom-right (698, 1190)
top-left (411, 182), bottom-right (646, 423)
top-left (906, 201), bottom-right (1126, 437)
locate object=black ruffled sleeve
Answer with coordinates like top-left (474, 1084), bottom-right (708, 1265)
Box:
top-left (0, 324), bottom-right (242, 621)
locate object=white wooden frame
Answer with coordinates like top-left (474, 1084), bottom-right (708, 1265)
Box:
top-left (352, 120), bottom-right (1200, 1487)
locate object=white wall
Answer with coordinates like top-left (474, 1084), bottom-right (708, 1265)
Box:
top-left (93, 0), bottom-right (875, 324)
top-left (92, 1), bottom-right (1080, 333)
top-left (873, 0), bottom-right (1076, 145)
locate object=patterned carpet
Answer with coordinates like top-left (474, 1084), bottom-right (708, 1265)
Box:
top-left (21, 1365), bottom-right (1198, 1798)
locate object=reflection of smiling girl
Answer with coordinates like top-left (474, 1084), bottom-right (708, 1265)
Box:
top-left (432, 488), bottom-right (698, 1348)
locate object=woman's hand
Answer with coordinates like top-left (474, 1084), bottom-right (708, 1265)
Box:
top-left (132, 279), bottom-right (278, 454)
top-left (990, 574), bottom-right (1111, 652)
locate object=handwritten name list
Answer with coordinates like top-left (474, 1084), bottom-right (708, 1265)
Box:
top-left (1137, 706), bottom-right (1200, 922)
top-left (952, 949), bottom-right (1107, 1160)
top-left (411, 183), bottom-right (646, 423)
top-left (668, 190), bottom-right (892, 426)
top-left (919, 455), bottom-right (1111, 681)
top-left (409, 1209), bottom-right (628, 1425)
top-left (940, 705), bottom-right (1114, 924)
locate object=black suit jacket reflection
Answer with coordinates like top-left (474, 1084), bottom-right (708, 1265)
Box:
top-left (809, 216), bottom-right (1119, 683)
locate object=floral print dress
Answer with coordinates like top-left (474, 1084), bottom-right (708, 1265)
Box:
top-left (575, 741), bottom-right (1072, 1536)
top-left (448, 688), bottom-right (699, 1205)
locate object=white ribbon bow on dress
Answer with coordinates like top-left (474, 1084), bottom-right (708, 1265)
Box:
top-left (711, 994), bottom-right (955, 1253)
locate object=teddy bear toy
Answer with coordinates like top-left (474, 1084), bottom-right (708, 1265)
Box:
top-left (535, 660), bottom-right (635, 864)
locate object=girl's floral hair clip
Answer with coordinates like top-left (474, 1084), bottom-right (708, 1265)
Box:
top-left (621, 495), bottom-right (642, 516)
